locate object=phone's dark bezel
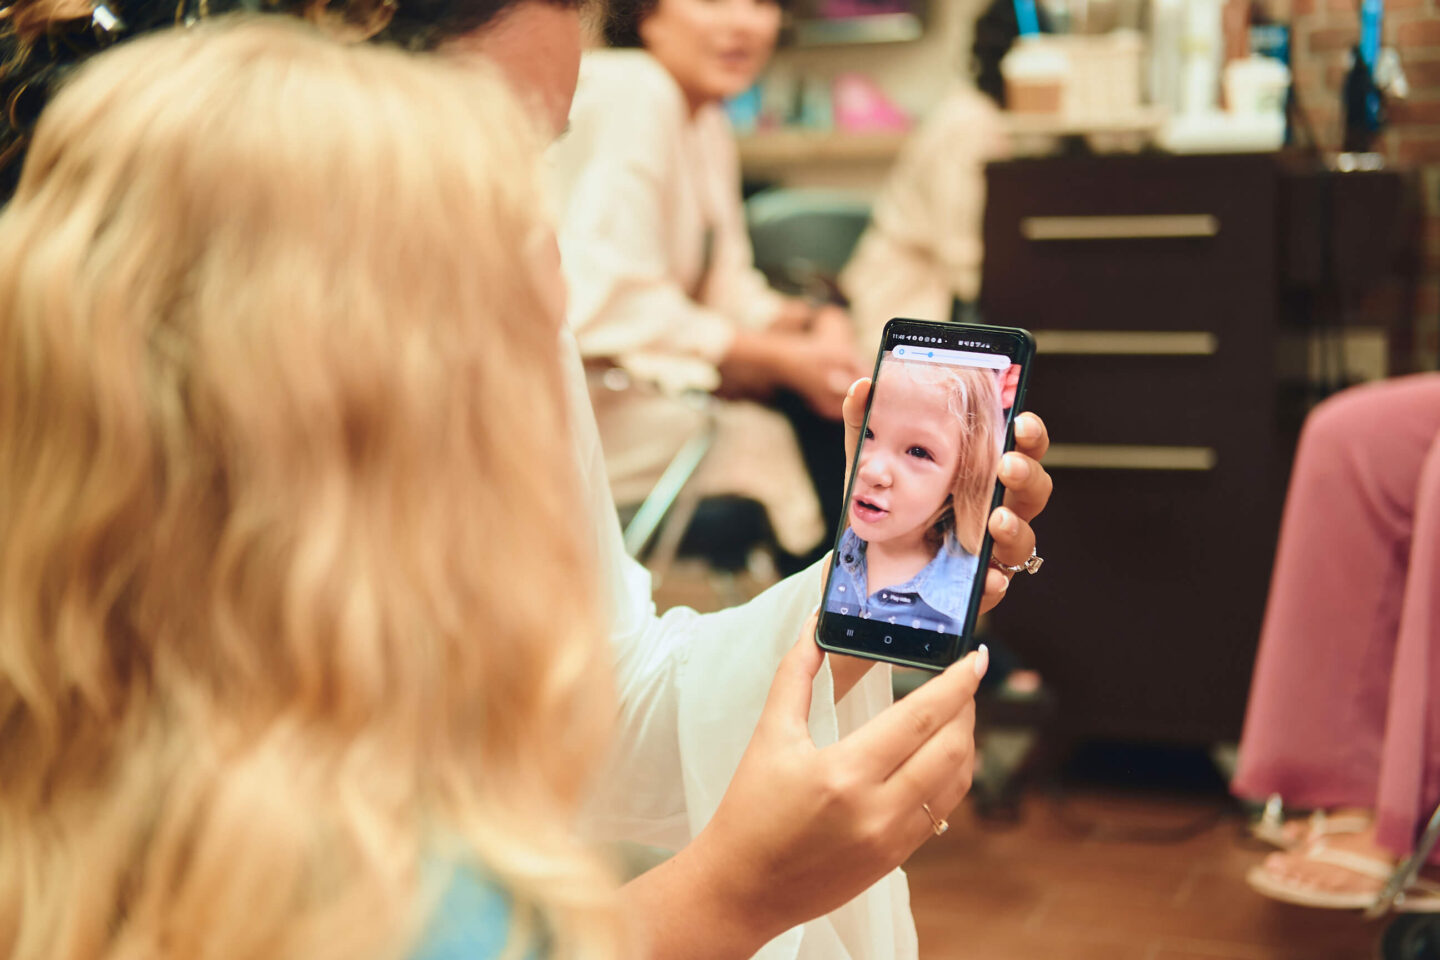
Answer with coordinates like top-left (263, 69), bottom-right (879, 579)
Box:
top-left (814, 318), bottom-right (1035, 672)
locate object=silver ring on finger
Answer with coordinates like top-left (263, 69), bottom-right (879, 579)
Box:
top-left (921, 802), bottom-right (949, 837)
top-left (990, 544), bottom-right (1043, 576)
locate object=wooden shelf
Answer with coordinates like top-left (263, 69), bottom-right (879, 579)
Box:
top-left (738, 111), bottom-right (1168, 174)
top-left (1001, 107), bottom-right (1167, 137)
top-left (737, 130), bottom-right (909, 174)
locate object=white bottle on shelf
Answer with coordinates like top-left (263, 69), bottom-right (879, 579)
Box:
top-left (1178, 0), bottom-right (1225, 116)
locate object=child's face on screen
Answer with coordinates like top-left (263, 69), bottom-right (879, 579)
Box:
top-left (850, 367), bottom-right (961, 549)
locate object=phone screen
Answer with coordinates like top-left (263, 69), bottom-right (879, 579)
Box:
top-left (815, 319), bottom-right (1034, 671)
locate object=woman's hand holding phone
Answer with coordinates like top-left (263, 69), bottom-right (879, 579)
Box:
top-left (823, 376), bottom-right (1053, 696)
top-left (628, 618), bottom-right (988, 960)
top-left (985, 414), bottom-right (1052, 598)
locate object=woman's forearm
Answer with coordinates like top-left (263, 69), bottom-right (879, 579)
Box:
top-left (723, 327), bottom-right (790, 385)
top-left (620, 831), bottom-right (783, 960)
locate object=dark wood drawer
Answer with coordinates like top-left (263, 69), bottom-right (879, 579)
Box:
top-left (974, 152), bottom-right (1413, 747)
top-left (1027, 347), bottom-right (1276, 449)
top-left (989, 466), bottom-right (1287, 744)
top-left (982, 154), bottom-right (1281, 333)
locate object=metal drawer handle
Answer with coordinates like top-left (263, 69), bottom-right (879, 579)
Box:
top-left (1021, 215), bottom-right (1220, 241)
top-left (1034, 331), bottom-right (1218, 356)
top-left (1043, 444), bottom-right (1217, 471)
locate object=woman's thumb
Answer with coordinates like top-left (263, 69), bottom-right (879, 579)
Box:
top-left (759, 614), bottom-right (825, 734)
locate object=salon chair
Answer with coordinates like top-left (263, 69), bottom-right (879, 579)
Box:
top-left (596, 366), bottom-right (778, 600)
top-left (746, 187), bottom-right (872, 300)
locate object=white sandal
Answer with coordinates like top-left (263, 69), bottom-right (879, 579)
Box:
top-left (1247, 842), bottom-right (1440, 912)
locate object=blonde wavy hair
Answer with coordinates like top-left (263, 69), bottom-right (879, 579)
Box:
top-left (0, 18), bottom-right (621, 960)
top-left (880, 354), bottom-right (1006, 557)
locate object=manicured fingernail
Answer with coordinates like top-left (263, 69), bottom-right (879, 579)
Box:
top-left (974, 643), bottom-right (990, 679)
top-left (997, 572), bottom-right (1009, 592)
top-left (1014, 416), bottom-right (1036, 440)
top-left (1001, 453), bottom-right (1029, 483)
top-left (846, 379), bottom-right (861, 399)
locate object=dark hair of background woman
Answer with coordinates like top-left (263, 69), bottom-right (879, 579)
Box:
top-left (602, 0), bottom-right (786, 49)
top-left (0, 0), bottom-right (581, 200)
top-left (970, 0), bottom-right (1049, 107)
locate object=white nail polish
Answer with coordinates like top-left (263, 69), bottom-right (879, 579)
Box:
top-left (974, 643), bottom-right (990, 679)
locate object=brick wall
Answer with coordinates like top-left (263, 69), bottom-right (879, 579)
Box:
top-left (1278, 0), bottom-right (1440, 370)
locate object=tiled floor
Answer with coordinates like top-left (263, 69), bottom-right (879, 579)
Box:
top-left (906, 791), bottom-right (1387, 960)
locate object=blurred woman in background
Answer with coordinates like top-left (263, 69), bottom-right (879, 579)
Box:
top-left (1236, 375), bottom-right (1440, 910)
top-left (548, 0), bottom-right (865, 565)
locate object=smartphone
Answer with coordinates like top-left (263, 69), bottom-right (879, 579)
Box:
top-left (815, 318), bottom-right (1035, 671)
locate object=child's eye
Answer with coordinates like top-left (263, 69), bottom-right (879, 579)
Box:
top-left (864, 428), bottom-right (874, 440)
top-left (906, 446), bottom-right (934, 461)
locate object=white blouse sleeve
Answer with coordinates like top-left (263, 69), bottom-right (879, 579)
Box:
top-left (550, 68), bottom-right (738, 375)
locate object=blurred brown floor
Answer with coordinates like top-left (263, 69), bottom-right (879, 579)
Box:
top-left (906, 792), bottom-right (1385, 960)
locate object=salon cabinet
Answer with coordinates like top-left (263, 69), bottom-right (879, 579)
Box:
top-left (979, 152), bottom-right (1418, 747)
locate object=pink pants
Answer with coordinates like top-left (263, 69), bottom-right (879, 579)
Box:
top-left (1232, 374), bottom-right (1440, 862)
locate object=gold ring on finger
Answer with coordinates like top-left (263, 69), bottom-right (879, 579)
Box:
top-left (922, 802), bottom-right (949, 837)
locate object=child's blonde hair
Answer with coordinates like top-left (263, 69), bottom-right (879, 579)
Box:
top-left (884, 354), bottom-right (1006, 557)
top-left (0, 19), bottom-right (620, 960)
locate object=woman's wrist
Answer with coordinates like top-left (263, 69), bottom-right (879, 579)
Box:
top-left (725, 327), bottom-right (795, 387)
top-left (622, 827), bottom-right (783, 960)
top-left (684, 823), bottom-right (791, 953)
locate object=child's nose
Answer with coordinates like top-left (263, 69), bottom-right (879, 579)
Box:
top-left (858, 453), bottom-right (890, 487)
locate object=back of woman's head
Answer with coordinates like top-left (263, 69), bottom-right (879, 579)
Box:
top-left (0, 18), bottom-right (618, 960)
top-left (0, 0), bottom-right (584, 199)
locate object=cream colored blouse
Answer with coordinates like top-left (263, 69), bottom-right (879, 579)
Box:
top-left (547, 50), bottom-right (823, 555)
top-left (548, 49), bottom-right (785, 393)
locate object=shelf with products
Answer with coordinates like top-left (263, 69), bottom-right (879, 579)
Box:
top-left (780, 0), bottom-right (928, 47)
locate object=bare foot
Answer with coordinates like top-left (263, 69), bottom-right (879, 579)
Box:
top-left (1273, 807), bottom-right (1372, 848)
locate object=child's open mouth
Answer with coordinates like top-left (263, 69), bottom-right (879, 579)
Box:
top-left (851, 496), bottom-right (888, 524)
